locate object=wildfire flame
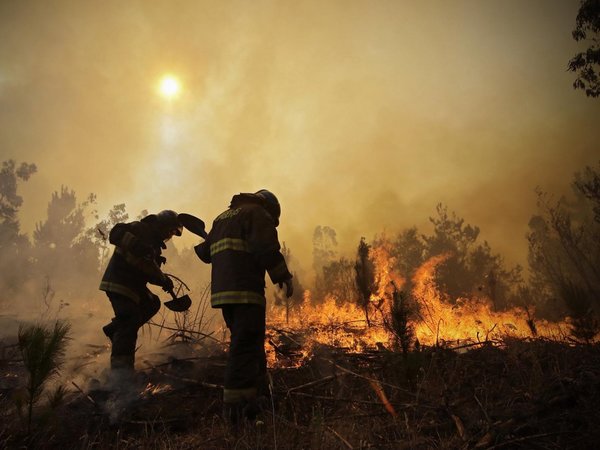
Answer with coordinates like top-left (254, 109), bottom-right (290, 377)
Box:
top-left (141, 382), bottom-right (173, 396)
top-left (409, 252), bottom-right (564, 345)
top-left (267, 244), bottom-right (572, 368)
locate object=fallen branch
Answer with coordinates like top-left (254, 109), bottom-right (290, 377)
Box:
top-left (320, 358), bottom-right (416, 396)
top-left (142, 360), bottom-right (222, 389)
top-left (368, 378), bottom-right (398, 418)
top-left (326, 426), bottom-right (354, 449)
top-left (473, 393), bottom-right (491, 425)
top-left (449, 412), bottom-right (466, 441)
top-left (144, 356), bottom-right (223, 369)
top-left (285, 375), bottom-right (337, 394)
top-left (147, 321), bottom-right (220, 342)
top-left (446, 340), bottom-right (498, 351)
top-left (269, 328), bottom-right (304, 347)
top-left (71, 381), bottom-right (98, 408)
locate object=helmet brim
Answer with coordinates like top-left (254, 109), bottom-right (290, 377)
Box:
top-left (178, 213), bottom-right (208, 238)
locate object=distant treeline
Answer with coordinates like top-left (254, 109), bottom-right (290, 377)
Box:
top-left (0, 160), bottom-right (204, 317)
top-left (1, 159), bottom-right (599, 340)
top-left (304, 161), bottom-right (600, 342)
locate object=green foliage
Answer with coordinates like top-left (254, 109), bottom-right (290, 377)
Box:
top-left (312, 225), bottom-right (338, 301)
top-left (557, 280), bottom-right (599, 342)
top-left (321, 257), bottom-right (356, 304)
top-left (0, 161), bottom-right (123, 309)
top-left (45, 384), bottom-right (68, 411)
top-left (389, 288), bottom-right (415, 355)
top-left (574, 163), bottom-right (600, 222)
top-left (527, 162), bottom-right (600, 319)
top-left (420, 204), bottom-right (522, 308)
top-left (33, 187), bottom-right (97, 252)
top-left (389, 227), bottom-right (425, 290)
top-left (32, 187), bottom-right (100, 302)
top-left (354, 237), bottom-right (376, 325)
top-left (423, 205), bottom-right (478, 300)
top-left (92, 203), bottom-right (129, 244)
top-left (0, 160), bottom-right (37, 222)
top-left (568, 0), bottom-right (600, 98)
top-left (0, 160), bottom-right (37, 303)
top-left (314, 206), bottom-right (521, 314)
top-left (312, 226), bottom-right (337, 274)
top-left (17, 320), bottom-right (71, 431)
top-left (0, 159), bottom-right (213, 320)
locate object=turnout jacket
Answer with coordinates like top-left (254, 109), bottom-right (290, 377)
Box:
top-left (195, 194), bottom-right (292, 308)
top-left (99, 219), bottom-right (170, 303)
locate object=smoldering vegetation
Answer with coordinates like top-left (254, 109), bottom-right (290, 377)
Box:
top-left (1, 159), bottom-right (599, 449)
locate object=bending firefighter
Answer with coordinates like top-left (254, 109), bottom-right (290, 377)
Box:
top-left (195, 190), bottom-right (293, 425)
top-left (99, 210), bottom-right (181, 376)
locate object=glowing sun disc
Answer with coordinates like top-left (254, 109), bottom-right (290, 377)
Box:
top-left (159, 75), bottom-right (180, 99)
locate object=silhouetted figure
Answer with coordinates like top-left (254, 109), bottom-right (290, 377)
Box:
top-left (195, 190), bottom-right (293, 427)
top-left (99, 210), bottom-right (181, 380)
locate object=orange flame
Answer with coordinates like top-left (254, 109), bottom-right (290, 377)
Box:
top-left (267, 244), bottom-right (573, 368)
top-left (410, 253), bottom-right (565, 345)
top-left (141, 382), bottom-right (173, 396)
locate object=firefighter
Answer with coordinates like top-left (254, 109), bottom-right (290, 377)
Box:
top-left (195, 189), bottom-right (293, 425)
top-left (99, 210), bottom-right (182, 379)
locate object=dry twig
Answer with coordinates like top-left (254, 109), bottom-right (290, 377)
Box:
top-left (320, 357), bottom-right (416, 396)
top-left (71, 381), bottom-right (98, 408)
top-left (326, 426), bottom-right (354, 449)
top-left (142, 360), bottom-right (222, 389)
top-left (147, 321), bottom-right (219, 342)
top-left (285, 375), bottom-right (337, 394)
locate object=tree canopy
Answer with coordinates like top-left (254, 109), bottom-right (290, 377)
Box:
top-left (569, 0), bottom-right (600, 98)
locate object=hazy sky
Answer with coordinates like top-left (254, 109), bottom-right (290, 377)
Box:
top-left (1, 0), bottom-right (599, 273)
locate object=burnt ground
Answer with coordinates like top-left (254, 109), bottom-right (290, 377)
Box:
top-left (1, 338), bottom-right (600, 449)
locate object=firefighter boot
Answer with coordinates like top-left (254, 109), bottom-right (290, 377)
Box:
top-left (107, 354), bottom-right (135, 389)
top-left (223, 401), bottom-right (244, 428)
top-left (222, 398), bottom-right (265, 430)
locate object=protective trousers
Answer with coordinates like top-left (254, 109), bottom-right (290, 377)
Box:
top-left (104, 291), bottom-right (161, 371)
top-left (221, 304), bottom-right (266, 406)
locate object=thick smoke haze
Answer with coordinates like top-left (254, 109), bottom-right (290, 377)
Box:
top-left (1, 0), bottom-right (599, 274)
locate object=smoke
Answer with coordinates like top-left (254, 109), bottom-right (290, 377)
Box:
top-left (1, 0), bottom-right (599, 320)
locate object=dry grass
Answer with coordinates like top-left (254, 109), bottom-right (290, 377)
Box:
top-left (1, 337), bottom-right (599, 449)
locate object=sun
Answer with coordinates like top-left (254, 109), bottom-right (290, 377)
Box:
top-left (158, 75), bottom-right (181, 99)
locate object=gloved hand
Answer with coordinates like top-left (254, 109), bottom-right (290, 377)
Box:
top-left (278, 277), bottom-right (294, 298)
top-left (161, 275), bottom-right (174, 292)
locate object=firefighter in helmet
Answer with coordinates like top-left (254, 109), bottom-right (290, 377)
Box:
top-left (99, 210), bottom-right (182, 378)
top-left (195, 189), bottom-right (293, 425)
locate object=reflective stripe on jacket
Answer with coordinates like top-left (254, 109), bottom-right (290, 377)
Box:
top-left (195, 197), bottom-right (292, 308)
top-left (99, 220), bottom-right (167, 301)
top-left (98, 281), bottom-right (142, 303)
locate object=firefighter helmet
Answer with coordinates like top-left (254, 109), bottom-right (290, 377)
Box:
top-left (156, 209), bottom-right (183, 237)
top-left (255, 189), bottom-right (281, 225)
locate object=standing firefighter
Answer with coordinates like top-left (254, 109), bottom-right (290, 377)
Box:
top-left (195, 190), bottom-right (293, 425)
top-left (100, 210), bottom-right (182, 379)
